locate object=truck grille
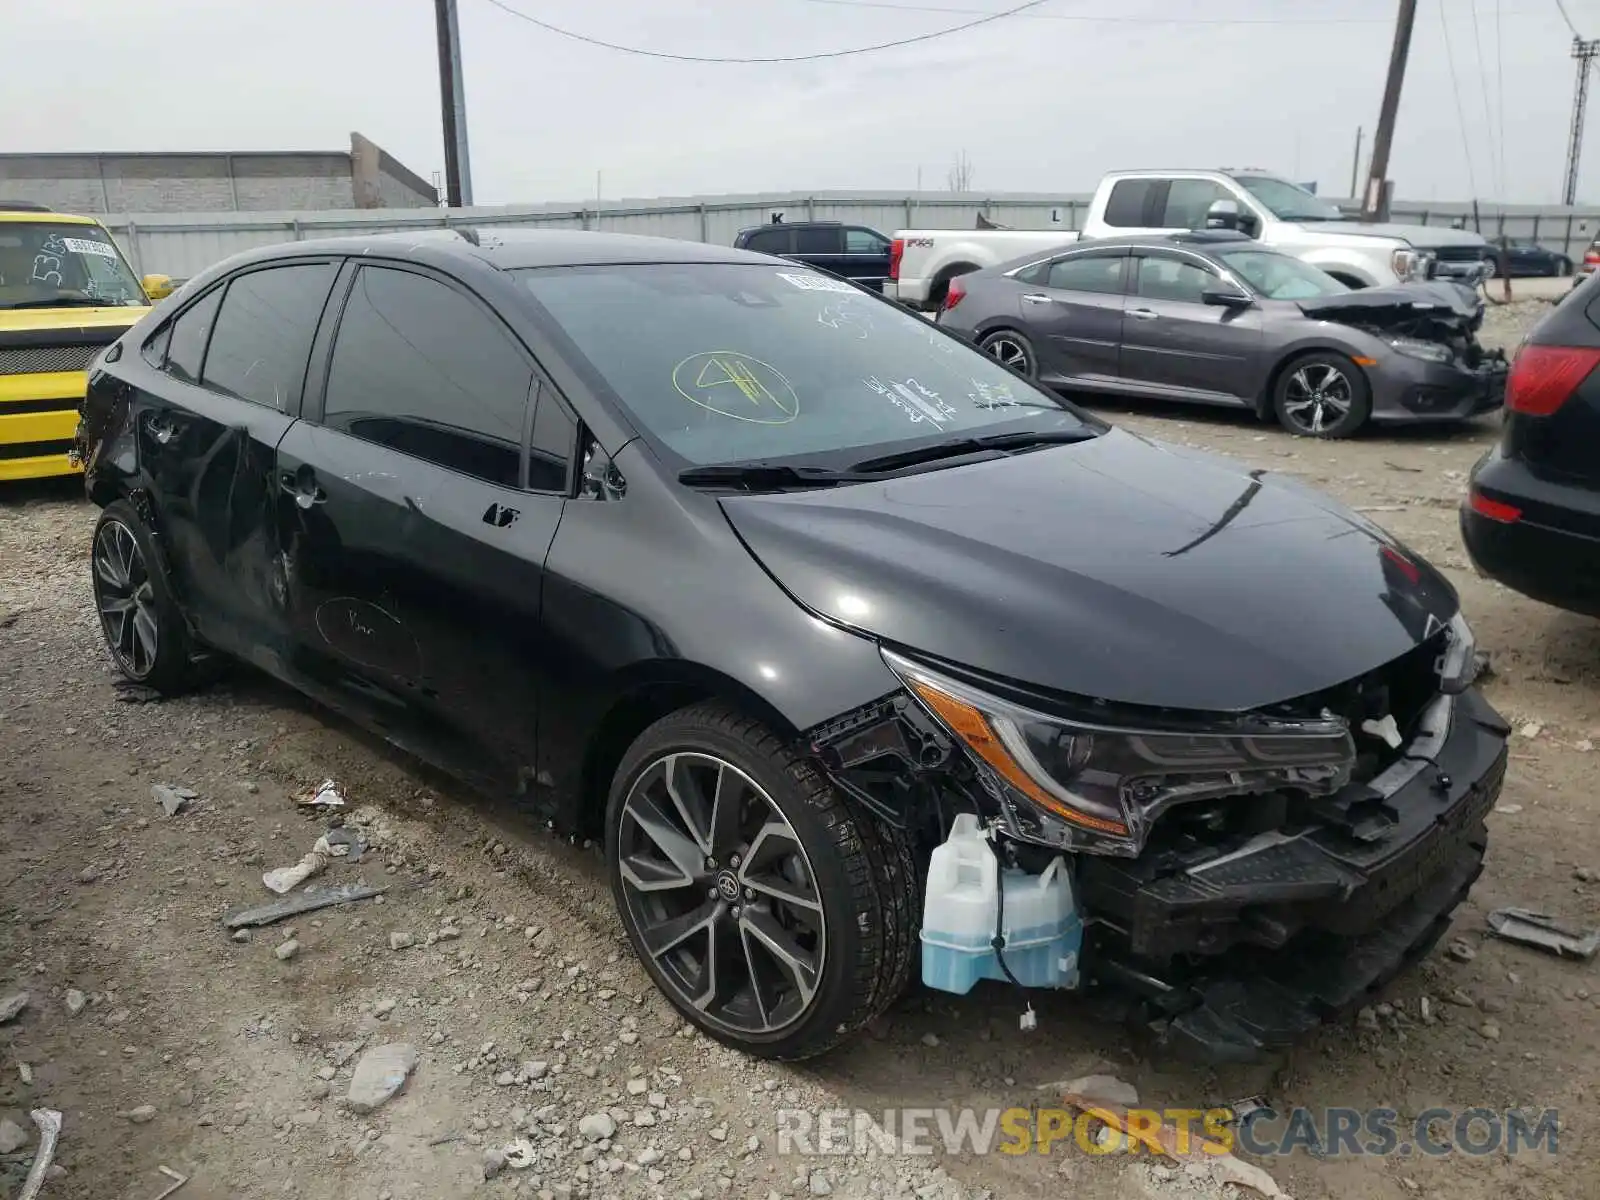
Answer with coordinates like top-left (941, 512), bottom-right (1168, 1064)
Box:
top-left (0, 345), bottom-right (100, 376)
top-left (1433, 246), bottom-right (1490, 264)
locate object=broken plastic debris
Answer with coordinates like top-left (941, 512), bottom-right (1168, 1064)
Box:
top-left (1486, 907), bottom-right (1600, 961)
top-left (16, 1109), bottom-right (62, 1200)
top-left (502, 1138), bottom-right (538, 1169)
top-left (149, 1165), bottom-right (189, 1200)
top-left (296, 778), bottom-right (346, 808)
top-left (1360, 714), bottom-right (1403, 749)
top-left (323, 825), bottom-right (366, 862)
top-left (152, 784), bottom-right (196, 817)
top-left (224, 883), bottom-right (387, 929)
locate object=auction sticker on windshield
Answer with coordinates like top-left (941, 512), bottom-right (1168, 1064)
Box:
top-left (59, 237), bottom-right (119, 258)
top-left (776, 272), bottom-right (857, 294)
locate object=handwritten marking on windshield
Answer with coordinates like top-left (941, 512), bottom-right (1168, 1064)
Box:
top-left (817, 299), bottom-right (872, 339)
top-left (865, 376), bottom-right (957, 425)
top-left (969, 378), bottom-right (1022, 408)
top-left (672, 351), bottom-right (800, 425)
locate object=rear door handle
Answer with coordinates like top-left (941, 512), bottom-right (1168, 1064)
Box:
top-left (1021, 293), bottom-right (1055, 305)
top-left (279, 469), bottom-right (327, 509)
top-left (1128, 307), bottom-right (1160, 320)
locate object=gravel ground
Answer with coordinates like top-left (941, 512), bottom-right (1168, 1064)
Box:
top-left (2, 293), bottom-right (1598, 1200)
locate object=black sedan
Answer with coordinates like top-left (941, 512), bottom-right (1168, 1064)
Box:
top-left (1463, 272), bottom-right (1600, 615)
top-left (937, 231), bottom-right (1508, 438)
top-left (78, 230), bottom-right (1507, 1062)
top-left (1486, 237), bottom-right (1573, 278)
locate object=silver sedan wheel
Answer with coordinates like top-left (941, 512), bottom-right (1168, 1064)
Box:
top-left (616, 752), bottom-right (826, 1037)
top-left (1281, 363), bottom-right (1354, 435)
top-left (92, 520), bottom-right (159, 678)
top-left (983, 334), bottom-right (1033, 376)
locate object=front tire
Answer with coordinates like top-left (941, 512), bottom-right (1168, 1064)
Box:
top-left (90, 500), bottom-right (212, 694)
top-left (605, 703), bottom-right (910, 1060)
top-left (1271, 352), bottom-right (1371, 438)
top-left (978, 328), bottom-right (1038, 380)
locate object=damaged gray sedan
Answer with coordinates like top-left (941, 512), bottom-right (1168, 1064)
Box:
top-left (937, 230), bottom-right (1508, 438)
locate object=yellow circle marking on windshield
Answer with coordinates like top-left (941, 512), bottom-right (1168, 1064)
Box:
top-left (672, 351), bottom-right (800, 424)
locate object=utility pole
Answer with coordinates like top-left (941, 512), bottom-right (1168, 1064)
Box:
top-left (1565, 38), bottom-right (1600, 205)
top-left (1349, 127), bottom-right (1364, 200)
top-left (434, 0), bottom-right (474, 207)
top-left (1361, 0), bottom-right (1417, 221)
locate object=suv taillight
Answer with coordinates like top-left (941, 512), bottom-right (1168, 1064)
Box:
top-left (1505, 344), bottom-right (1600, 416)
top-left (889, 238), bottom-right (905, 281)
top-left (1586, 249), bottom-right (1600, 265)
top-left (943, 277), bottom-right (966, 311)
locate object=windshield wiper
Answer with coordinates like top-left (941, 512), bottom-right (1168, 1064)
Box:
top-left (850, 428), bottom-right (1095, 474)
top-left (3, 297), bottom-right (130, 310)
top-left (677, 462), bottom-right (872, 490)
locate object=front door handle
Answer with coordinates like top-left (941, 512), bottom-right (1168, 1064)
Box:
top-left (143, 412), bottom-right (176, 444)
top-left (279, 469), bottom-right (327, 509)
top-left (1021, 293), bottom-right (1055, 305)
top-left (1128, 307), bottom-right (1160, 320)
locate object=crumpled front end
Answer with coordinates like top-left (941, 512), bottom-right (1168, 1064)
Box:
top-left (804, 612), bottom-right (1510, 1062)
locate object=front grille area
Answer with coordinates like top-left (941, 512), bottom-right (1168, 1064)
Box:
top-left (1434, 245), bottom-right (1490, 263)
top-left (0, 344), bottom-right (100, 376)
top-left (0, 438), bottom-right (75, 461)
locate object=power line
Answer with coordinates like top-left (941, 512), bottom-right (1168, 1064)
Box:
top-left (807, 0), bottom-right (1548, 22)
top-left (1439, 0), bottom-right (1482, 197)
top-left (1555, 0), bottom-right (1583, 36)
top-left (1468, 0), bottom-right (1503, 197)
top-left (1493, 0), bottom-right (1509, 199)
top-left (478, 0), bottom-right (1050, 62)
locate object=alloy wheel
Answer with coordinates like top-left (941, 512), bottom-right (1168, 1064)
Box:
top-left (1282, 363), bottom-right (1353, 435)
top-left (616, 752), bottom-right (826, 1036)
top-left (983, 335), bottom-right (1033, 376)
top-left (92, 520), bottom-right (159, 678)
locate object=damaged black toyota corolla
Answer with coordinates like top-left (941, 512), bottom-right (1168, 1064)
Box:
top-left (76, 230), bottom-right (1509, 1062)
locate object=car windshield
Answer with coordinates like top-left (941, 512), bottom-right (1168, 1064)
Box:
top-left (517, 263), bottom-right (1092, 468)
top-left (0, 222), bottom-right (146, 308)
top-left (1219, 249), bottom-right (1349, 300)
top-left (1231, 176), bottom-right (1346, 223)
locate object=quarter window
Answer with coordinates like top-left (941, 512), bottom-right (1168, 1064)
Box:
top-left (321, 266), bottom-right (533, 489)
top-left (1046, 254), bottom-right (1126, 294)
top-left (527, 383), bottom-right (577, 493)
top-left (744, 228), bottom-right (791, 254)
top-left (202, 263), bottom-right (336, 411)
top-left (163, 287), bottom-right (222, 385)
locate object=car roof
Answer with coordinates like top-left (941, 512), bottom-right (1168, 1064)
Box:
top-left (985, 231), bottom-right (1261, 274)
top-left (228, 228), bottom-right (770, 273)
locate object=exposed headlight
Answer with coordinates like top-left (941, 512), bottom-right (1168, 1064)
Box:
top-left (1390, 248), bottom-right (1434, 281)
top-left (882, 649), bottom-right (1355, 856)
top-left (1388, 336), bottom-right (1454, 364)
top-left (1436, 610), bottom-right (1478, 694)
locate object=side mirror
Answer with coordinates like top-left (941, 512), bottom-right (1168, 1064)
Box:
top-left (1201, 285), bottom-right (1252, 309)
top-left (141, 274), bottom-right (174, 301)
top-left (1204, 199), bottom-right (1242, 231)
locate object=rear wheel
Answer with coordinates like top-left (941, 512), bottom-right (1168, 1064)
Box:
top-left (978, 329), bottom-right (1038, 380)
top-left (605, 703), bottom-right (910, 1059)
top-left (90, 500), bottom-right (213, 693)
top-left (1272, 352), bottom-right (1371, 439)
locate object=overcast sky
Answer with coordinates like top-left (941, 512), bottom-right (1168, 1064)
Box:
top-left (7, 0), bottom-right (1597, 205)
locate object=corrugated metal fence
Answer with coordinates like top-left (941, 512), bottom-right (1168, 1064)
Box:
top-left (100, 190), bottom-right (1600, 279)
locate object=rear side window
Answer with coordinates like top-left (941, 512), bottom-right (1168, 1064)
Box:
top-left (1103, 179), bottom-right (1157, 227)
top-left (743, 228), bottom-right (790, 254)
top-left (795, 226), bottom-right (843, 254)
top-left (202, 263), bottom-right (336, 412)
top-left (1046, 254), bottom-right (1126, 294)
top-left (164, 287), bottom-right (222, 384)
top-left (322, 266), bottom-right (533, 489)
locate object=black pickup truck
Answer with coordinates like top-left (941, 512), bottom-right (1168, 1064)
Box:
top-left (733, 220), bottom-right (893, 292)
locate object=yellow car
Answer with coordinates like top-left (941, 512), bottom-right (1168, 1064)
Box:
top-left (0, 203), bottom-right (172, 482)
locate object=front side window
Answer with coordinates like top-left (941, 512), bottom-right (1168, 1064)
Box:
top-left (1161, 180), bottom-right (1233, 230)
top-left (1135, 256), bottom-right (1217, 304)
top-left (202, 263), bottom-right (336, 411)
top-left (0, 222), bottom-right (145, 309)
top-left (164, 288), bottom-right (223, 384)
top-left (845, 228), bottom-right (888, 255)
top-left (517, 263), bottom-right (1092, 470)
top-left (1047, 254), bottom-right (1125, 294)
top-left (322, 266), bottom-right (532, 489)
top-left (1231, 175), bottom-right (1344, 222)
top-left (1219, 250), bottom-right (1347, 300)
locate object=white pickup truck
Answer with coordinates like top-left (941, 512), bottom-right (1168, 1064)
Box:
top-left (890, 169), bottom-right (1491, 309)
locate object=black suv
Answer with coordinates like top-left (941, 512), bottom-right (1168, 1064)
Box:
top-left (733, 220), bottom-right (892, 292)
top-left (78, 229), bottom-right (1507, 1063)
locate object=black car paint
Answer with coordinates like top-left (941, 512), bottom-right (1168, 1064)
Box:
top-left (941, 238), bottom-right (1505, 424)
top-left (78, 229), bottom-right (1507, 1061)
top-left (1464, 272), bottom-right (1600, 615)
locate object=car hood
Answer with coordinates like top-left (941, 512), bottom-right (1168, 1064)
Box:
top-left (719, 429), bottom-right (1458, 713)
top-left (1291, 221), bottom-right (1487, 250)
top-left (1296, 281), bottom-right (1482, 330)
